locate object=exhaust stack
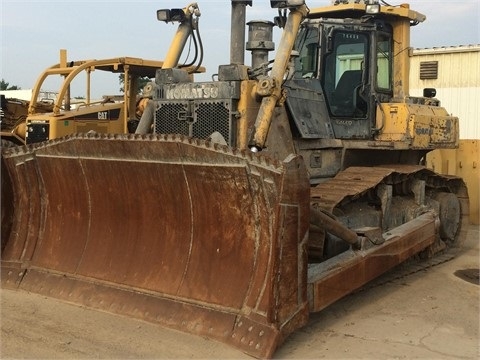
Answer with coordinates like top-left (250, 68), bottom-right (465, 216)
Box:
top-left (230, 1), bottom-right (252, 65)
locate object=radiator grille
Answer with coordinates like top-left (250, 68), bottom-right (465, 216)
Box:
top-left (155, 102), bottom-right (190, 136)
top-left (193, 102), bottom-right (230, 141)
top-left (155, 100), bottom-right (233, 145)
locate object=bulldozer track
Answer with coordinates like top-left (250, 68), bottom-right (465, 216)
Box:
top-left (311, 164), bottom-right (469, 240)
top-left (311, 165), bottom-right (468, 213)
top-left (309, 164), bottom-right (470, 293)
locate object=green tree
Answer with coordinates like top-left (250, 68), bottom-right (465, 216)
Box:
top-left (118, 74), bottom-right (150, 94)
top-left (0, 79), bottom-right (21, 90)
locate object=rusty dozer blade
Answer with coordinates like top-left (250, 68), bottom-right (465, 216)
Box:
top-left (1, 133), bottom-right (311, 359)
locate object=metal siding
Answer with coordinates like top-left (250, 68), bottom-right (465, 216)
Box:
top-left (410, 45), bottom-right (480, 139)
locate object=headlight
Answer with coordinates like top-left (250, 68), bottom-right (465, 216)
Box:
top-left (365, 0), bottom-right (380, 14)
top-left (157, 9), bottom-right (186, 23)
top-left (366, 4), bottom-right (380, 14)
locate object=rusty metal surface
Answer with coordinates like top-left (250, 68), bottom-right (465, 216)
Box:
top-left (1, 155), bottom-right (14, 251)
top-left (307, 211), bottom-right (438, 312)
top-left (1, 133), bottom-right (310, 359)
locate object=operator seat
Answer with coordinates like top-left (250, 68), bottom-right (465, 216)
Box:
top-left (331, 70), bottom-right (363, 116)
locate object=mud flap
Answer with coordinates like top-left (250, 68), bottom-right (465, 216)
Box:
top-left (1, 133), bottom-right (310, 358)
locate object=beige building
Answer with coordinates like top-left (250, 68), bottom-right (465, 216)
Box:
top-left (409, 44), bottom-right (480, 224)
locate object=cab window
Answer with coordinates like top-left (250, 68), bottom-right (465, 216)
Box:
top-left (322, 31), bottom-right (368, 117)
top-left (376, 32), bottom-right (392, 91)
top-left (293, 26), bottom-right (320, 79)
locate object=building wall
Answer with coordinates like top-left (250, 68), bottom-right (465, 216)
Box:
top-left (0, 89), bottom-right (57, 102)
top-left (0, 89), bottom-right (33, 101)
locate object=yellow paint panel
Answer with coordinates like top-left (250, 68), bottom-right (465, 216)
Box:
top-left (427, 140), bottom-right (479, 224)
top-left (376, 103), bottom-right (459, 149)
top-left (375, 103), bottom-right (410, 141)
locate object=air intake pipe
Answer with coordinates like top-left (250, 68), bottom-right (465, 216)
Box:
top-left (246, 20), bottom-right (275, 70)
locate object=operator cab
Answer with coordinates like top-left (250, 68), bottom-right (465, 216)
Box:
top-left (290, 16), bottom-right (393, 139)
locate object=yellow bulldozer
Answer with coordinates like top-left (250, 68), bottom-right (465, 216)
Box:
top-left (0, 95), bottom-right (54, 145)
top-left (1, 1), bottom-right (469, 358)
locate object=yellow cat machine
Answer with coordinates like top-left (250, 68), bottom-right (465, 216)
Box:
top-left (0, 95), bottom-right (54, 145)
top-left (1, 1), bottom-right (469, 358)
top-left (0, 3), bottom-right (203, 146)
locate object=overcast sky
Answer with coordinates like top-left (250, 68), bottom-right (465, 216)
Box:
top-left (1, 0), bottom-right (479, 97)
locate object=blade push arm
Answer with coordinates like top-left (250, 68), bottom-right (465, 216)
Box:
top-left (249, 4), bottom-right (308, 151)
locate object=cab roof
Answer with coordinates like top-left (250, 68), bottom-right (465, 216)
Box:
top-left (307, 2), bottom-right (426, 23)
